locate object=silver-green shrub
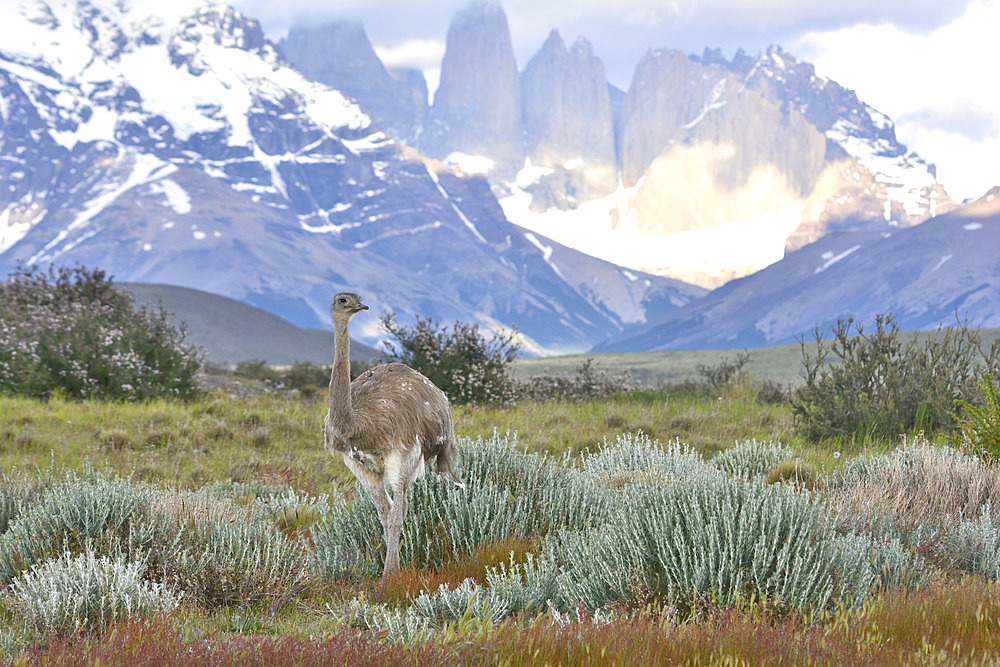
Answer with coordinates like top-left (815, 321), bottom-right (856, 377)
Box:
top-left (947, 503), bottom-right (1000, 578)
top-left (7, 551), bottom-right (179, 636)
top-left (255, 488), bottom-right (332, 520)
top-left (713, 440), bottom-right (793, 480)
top-left (312, 432), bottom-right (609, 577)
top-left (580, 432), bottom-right (717, 484)
top-left (485, 551), bottom-right (562, 615)
top-left (165, 518), bottom-right (311, 606)
top-left (411, 578), bottom-right (509, 622)
top-left (328, 597), bottom-right (433, 644)
top-left (489, 472), bottom-right (881, 614)
top-left (0, 471), bottom-right (154, 582)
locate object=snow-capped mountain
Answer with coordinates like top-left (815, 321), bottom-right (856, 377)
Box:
top-left (0, 0), bottom-right (704, 353)
top-left (287, 4), bottom-right (953, 289)
top-left (594, 188), bottom-right (1000, 353)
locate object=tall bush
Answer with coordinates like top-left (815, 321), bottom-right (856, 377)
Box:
top-left (0, 265), bottom-right (201, 400)
top-left (953, 374), bottom-right (1000, 459)
top-left (379, 312), bottom-right (520, 405)
top-left (792, 314), bottom-right (1000, 442)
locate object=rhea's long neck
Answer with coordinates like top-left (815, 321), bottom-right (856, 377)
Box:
top-left (329, 317), bottom-right (356, 432)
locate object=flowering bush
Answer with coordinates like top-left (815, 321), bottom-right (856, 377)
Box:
top-left (0, 265), bottom-right (201, 400)
top-left (380, 312), bottom-right (520, 405)
top-left (517, 357), bottom-right (637, 402)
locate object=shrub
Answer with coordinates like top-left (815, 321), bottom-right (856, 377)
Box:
top-left (712, 440), bottom-right (793, 480)
top-left (379, 312), bottom-right (520, 405)
top-left (948, 504), bottom-right (1000, 579)
top-left (952, 374), bottom-right (1000, 459)
top-left (489, 473), bottom-right (884, 615)
top-left (792, 314), bottom-right (1000, 442)
top-left (411, 578), bottom-right (509, 622)
top-left (697, 351), bottom-right (751, 393)
top-left (312, 433), bottom-right (608, 577)
top-left (580, 432), bottom-right (716, 484)
top-left (0, 265), bottom-right (202, 400)
top-left (7, 551), bottom-right (180, 637)
top-left (517, 357), bottom-right (636, 402)
top-left (0, 471), bottom-right (155, 583)
top-left (280, 361), bottom-right (332, 390)
top-left (825, 439), bottom-right (1000, 528)
top-left (163, 518), bottom-right (312, 607)
top-left (233, 360), bottom-right (282, 385)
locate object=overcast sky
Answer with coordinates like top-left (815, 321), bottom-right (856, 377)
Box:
top-left (232, 0), bottom-right (999, 201)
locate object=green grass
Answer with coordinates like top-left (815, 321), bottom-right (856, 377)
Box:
top-left (0, 392), bottom-right (343, 493)
top-left (1, 378), bottom-right (995, 665)
top-left (0, 379), bottom-right (855, 491)
top-left (455, 382), bottom-right (803, 460)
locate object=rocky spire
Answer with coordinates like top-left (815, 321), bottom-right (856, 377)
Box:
top-left (521, 31), bottom-right (615, 175)
top-left (420, 2), bottom-right (522, 173)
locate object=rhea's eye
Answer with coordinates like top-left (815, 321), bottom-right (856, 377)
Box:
top-left (339, 298), bottom-right (347, 304)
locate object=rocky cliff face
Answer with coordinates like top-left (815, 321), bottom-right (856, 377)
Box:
top-left (0, 0), bottom-right (703, 354)
top-left (280, 21), bottom-right (427, 145)
top-left (619, 48), bottom-right (828, 242)
top-left (705, 45), bottom-right (955, 251)
top-left (519, 31), bottom-right (616, 208)
top-left (389, 5), bottom-right (952, 289)
top-left (419, 2), bottom-right (522, 173)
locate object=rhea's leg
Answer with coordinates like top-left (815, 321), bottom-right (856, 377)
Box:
top-left (382, 479), bottom-right (408, 579)
top-left (381, 447), bottom-right (423, 580)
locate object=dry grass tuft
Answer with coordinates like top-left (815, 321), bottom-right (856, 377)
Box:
top-left (825, 435), bottom-right (1000, 526)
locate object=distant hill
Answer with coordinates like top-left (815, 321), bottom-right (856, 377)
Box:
top-left (124, 283), bottom-right (379, 365)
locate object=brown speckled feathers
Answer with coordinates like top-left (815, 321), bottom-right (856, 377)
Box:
top-left (347, 363), bottom-right (458, 477)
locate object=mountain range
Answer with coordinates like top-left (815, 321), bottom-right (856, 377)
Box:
top-left (283, 3), bottom-right (953, 289)
top-left (0, 0), bottom-right (701, 354)
top-left (0, 0), bottom-right (991, 358)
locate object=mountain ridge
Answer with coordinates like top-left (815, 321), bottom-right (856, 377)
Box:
top-left (282, 5), bottom-right (954, 288)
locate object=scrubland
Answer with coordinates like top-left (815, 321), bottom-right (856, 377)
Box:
top-left (4, 374), bottom-right (1000, 666)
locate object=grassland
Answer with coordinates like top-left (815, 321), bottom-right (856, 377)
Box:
top-left (3, 370), bottom-right (1000, 665)
top-left (512, 327), bottom-right (1000, 388)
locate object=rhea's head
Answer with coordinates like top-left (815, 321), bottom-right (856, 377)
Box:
top-left (331, 292), bottom-right (369, 321)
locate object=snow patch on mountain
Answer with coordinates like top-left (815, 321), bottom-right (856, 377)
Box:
top-left (929, 254), bottom-right (952, 273)
top-left (29, 153), bottom-right (174, 264)
top-left (444, 152), bottom-right (494, 175)
top-left (814, 244), bottom-right (860, 274)
top-left (827, 118), bottom-right (937, 220)
top-left (501, 180), bottom-right (804, 284)
top-left (148, 179), bottom-right (191, 214)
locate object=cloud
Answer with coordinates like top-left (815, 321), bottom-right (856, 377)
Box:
top-left (794, 0), bottom-right (1000, 200)
top-left (899, 104), bottom-right (999, 143)
top-left (373, 39), bottom-right (446, 70)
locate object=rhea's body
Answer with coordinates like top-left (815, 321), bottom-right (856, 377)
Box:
top-left (324, 362), bottom-right (458, 487)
